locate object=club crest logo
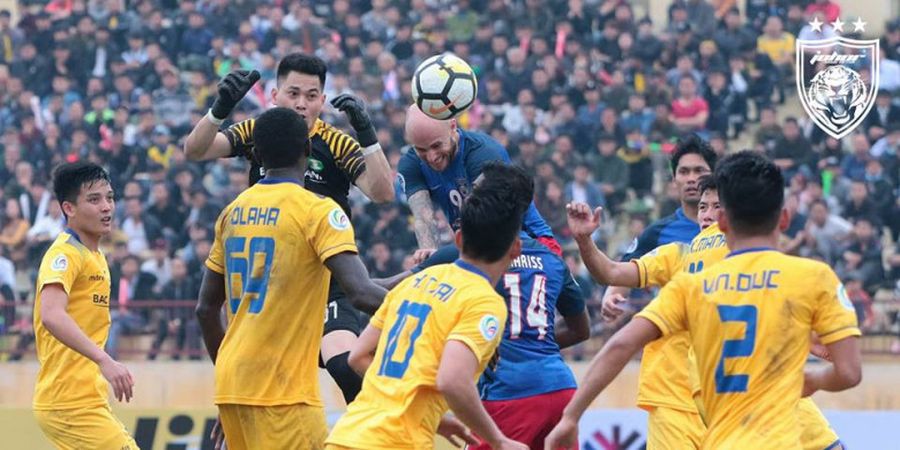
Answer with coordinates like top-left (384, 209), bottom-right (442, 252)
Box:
top-left (479, 315), bottom-right (500, 341)
top-left (796, 17), bottom-right (879, 140)
top-left (328, 208), bottom-right (350, 231)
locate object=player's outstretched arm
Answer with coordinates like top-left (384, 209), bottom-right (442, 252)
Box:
top-left (196, 268), bottom-right (227, 363)
top-left (40, 284), bottom-right (134, 402)
top-left (324, 252), bottom-right (387, 315)
top-left (408, 190), bottom-right (442, 263)
top-left (331, 94), bottom-right (395, 203)
top-left (348, 324), bottom-right (381, 376)
top-left (544, 317), bottom-right (661, 450)
top-left (184, 70), bottom-right (260, 161)
top-left (803, 336), bottom-right (862, 396)
top-left (567, 203), bottom-right (640, 288)
top-left (438, 341), bottom-right (527, 450)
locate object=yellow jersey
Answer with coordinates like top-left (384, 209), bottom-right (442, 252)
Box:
top-left (757, 32), bottom-right (796, 64)
top-left (637, 249), bottom-right (860, 449)
top-left (326, 261), bottom-right (507, 449)
top-left (33, 230), bottom-right (113, 410)
top-left (205, 178), bottom-right (357, 407)
top-left (632, 223), bottom-right (729, 411)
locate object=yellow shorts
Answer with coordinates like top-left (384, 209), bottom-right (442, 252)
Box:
top-left (219, 403), bottom-right (327, 450)
top-left (646, 406), bottom-right (705, 450)
top-left (34, 405), bottom-right (138, 450)
top-left (797, 398), bottom-right (841, 450)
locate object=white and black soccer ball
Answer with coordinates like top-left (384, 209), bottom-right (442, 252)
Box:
top-left (411, 53), bottom-right (478, 120)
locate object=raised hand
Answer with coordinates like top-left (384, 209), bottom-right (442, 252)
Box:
top-left (331, 94), bottom-right (378, 147)
top-left (566, 202), bottom-right (602, 240)
top-left (211, 70), bottom-right (261, 120)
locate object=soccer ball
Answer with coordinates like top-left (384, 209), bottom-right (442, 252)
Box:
top-left (411, 53), bottom-right (478, 120)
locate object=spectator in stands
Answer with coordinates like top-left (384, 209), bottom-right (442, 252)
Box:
top-left (771, 117), bottom-right (813, 182)
top-left (713, 8), bottom-right (755, 60)
top-left (842, 181), bottom-right (878, 224)
top-left (366, 240), bottom-right (399, 279)
top-left (802, 199), bottom-right (853, 264)
top-left (804, 0), bottom-right (841, 24)
top-left (671, 75), bottom-right (709, 134)
top-left (866, 90), bottom-right (900, 133)
top-left (148, 257), bottom-right (200, 361)
top-left (591, 134), bottom-right (629, 214)
top-left (836, 216), bottom-right (885, 295)
top-left (0, 197), bottom-right (28, 265)
top-left (565, 162), bottom-right (606, 210)
top-left (842, 134), bottom-right (873, 181)
top-left (107, 255), bottom-right (157, 360)
top-left (120, 196), bottom-right (162, 257)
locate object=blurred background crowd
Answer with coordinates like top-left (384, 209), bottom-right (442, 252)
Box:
top-left (0, 0), bottom-right (898, 360)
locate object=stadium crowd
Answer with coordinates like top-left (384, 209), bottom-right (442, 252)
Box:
top-left (0, 0), bottom-right (899, 360)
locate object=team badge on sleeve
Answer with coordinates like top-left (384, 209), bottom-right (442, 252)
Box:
top-left (836, 283), bottom-right (854, 312)
top-left (51, 254), bottom-right (68, 272)
top-left (328, 208), bottom-right (350, 231)
top-left (479, 315), bottom-right (500, 341)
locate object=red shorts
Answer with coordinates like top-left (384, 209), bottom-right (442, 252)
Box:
top-left (469, 389), bottom-right (575, 450)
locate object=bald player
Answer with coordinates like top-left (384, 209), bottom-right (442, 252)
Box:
top-left (398, 105), bottom-right (561, 263)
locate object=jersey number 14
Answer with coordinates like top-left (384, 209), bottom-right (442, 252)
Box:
top-left (503, 273), bottom-right (549, 340)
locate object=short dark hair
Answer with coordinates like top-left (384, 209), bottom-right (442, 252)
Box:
top-left (52, 162), bottom-right (111, 217)
top-left (253, 107), bottom-right (309, 170)
top-left (460, 163), bottom-right (533, 262)
top-left (277, 53), bottom-right (327, 88)
top-left (670, 133), bottom-right (717, 176)
top-left (698, 174), bottom-right (716, 196)
top-left (714, 151), bottom-right (784, 236)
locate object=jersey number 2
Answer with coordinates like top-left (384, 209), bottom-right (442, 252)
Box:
top-left (378, 300), bottom-right (433, 379)
top-left (715, 305), bottom-right (757, 393)
top-left (224, 237), bottom-right (275, 314)
top-left (504, 273), bottom-right (548, 340)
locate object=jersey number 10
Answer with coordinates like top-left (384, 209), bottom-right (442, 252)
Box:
top-left (378, 300), bottom-right (433, 379)
top-left (224, 237), bottom-right (275, 314)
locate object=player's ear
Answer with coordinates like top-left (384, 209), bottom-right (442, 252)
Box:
top-left (454, 230), bottom-right (463, 251)
top-left (716, 208), bottom-right (729, 233)
top-left (777, 207), bottom-right (791, 232)
top-left (508, 235), bottom-right (522, 260)
top-left (270, 86), bottom-right (278, 105)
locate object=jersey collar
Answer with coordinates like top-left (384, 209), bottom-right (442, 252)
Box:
top-left (310, 118), bottom-right (324, 137)
top-left (257, 177), bottom-right (303, 186)
top-left (454, 259), bottom-right (491, 283)
top-left (726, 247), bottom-right (776, 258)
top-left (64, 227), bottom-right (83, 244)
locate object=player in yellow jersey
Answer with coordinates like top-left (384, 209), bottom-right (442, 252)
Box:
top-left (568, 176), bottom-right (845, 450)
top-left (195, 107), bottom-right (387, 450)
top-left (546, 151), bottom-right (862, 450)
top-left (325, 165), bottom-right (537, 450)
top-left (32, 162), bottom-right (138, 450)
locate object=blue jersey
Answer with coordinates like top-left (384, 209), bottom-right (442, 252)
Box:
top-left (413, 239), bottom-right (586, 401)
top-left (621, 207), bottom-right (699, 261)
top-left (398, 129), bottom-right (554, 239)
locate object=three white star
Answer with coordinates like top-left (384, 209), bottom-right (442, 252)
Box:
top-left (852, 17), bottom-right (867, 33)
top-left (831, 17), bottom-right (845, 33)
top-left (809, 16), bottom-right (823, 32)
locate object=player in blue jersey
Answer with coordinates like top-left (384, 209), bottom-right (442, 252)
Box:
top-left (378, 162), bottom-right (591, 449)
top-left (601, 135), bottom-right (717, 321)
top-left (399, 105), bottom-right (561, 263)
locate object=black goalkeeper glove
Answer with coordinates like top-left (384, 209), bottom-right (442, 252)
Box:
top-left (210, 69), bottom-right (261, 120)
top-left (331, 94), bottom-right (378, 148)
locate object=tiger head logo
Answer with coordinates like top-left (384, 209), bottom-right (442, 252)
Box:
top-left (807, 65), bottom-right (868, 129)
top-left (796, 34), bottom-right (879, 140)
